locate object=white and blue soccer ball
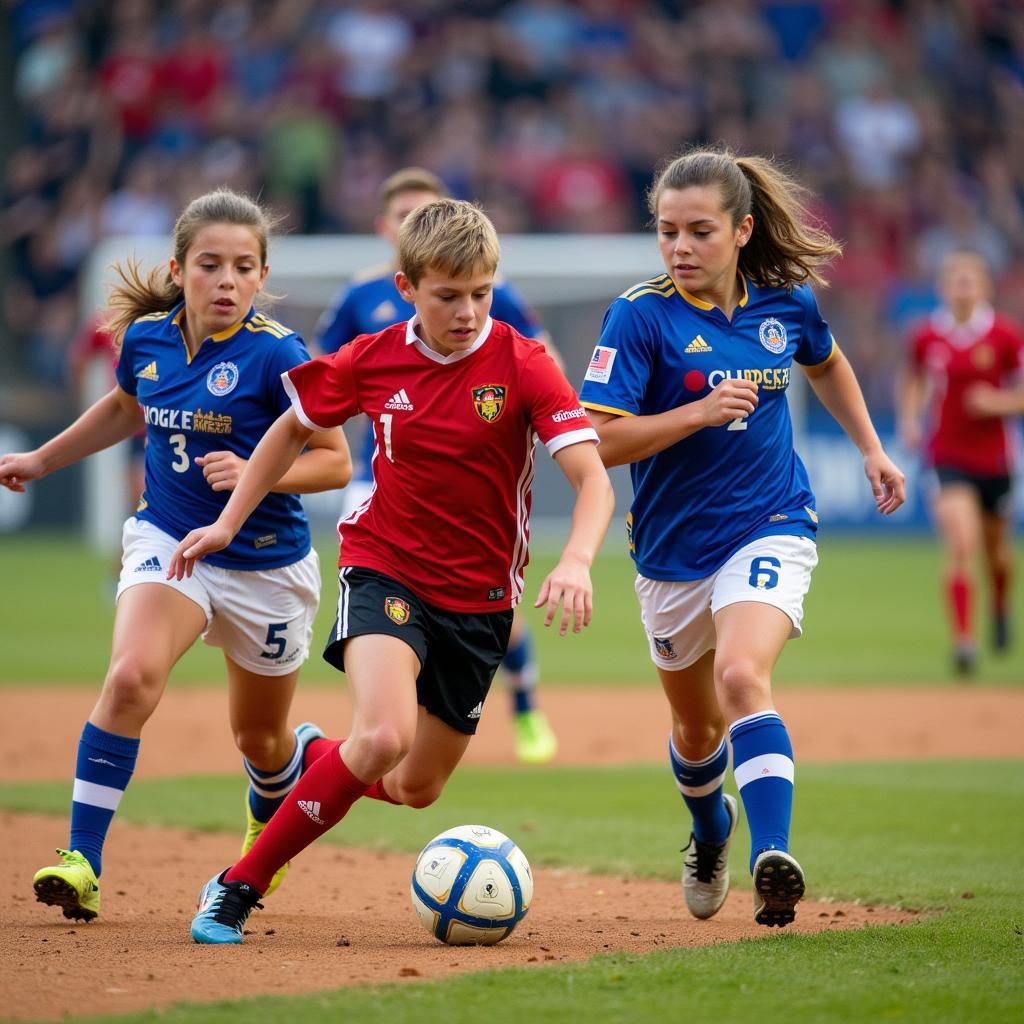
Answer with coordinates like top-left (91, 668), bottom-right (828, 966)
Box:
top-left (411, 825), bottom-right (533, 945)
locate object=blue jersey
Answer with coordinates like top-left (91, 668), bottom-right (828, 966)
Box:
top-left (315, 267), bottom-right (543, 481)
top-left (115, 303), bottom-right (312, 570)
top-left (579, 274), bottom-right (835, 581)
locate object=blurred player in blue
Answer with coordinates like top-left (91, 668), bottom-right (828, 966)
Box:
top-left (0, 188), bottom-right (351, 922)
top-left (580, 148), bottom-right (905, 927)
top-left (316, 167), bottom-right (559, 765)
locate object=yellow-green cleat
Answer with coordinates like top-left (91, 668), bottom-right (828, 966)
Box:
top-left (514, 709), bottom-right (558, 764)
top-left (33, 849), bottom-right (100, 921)
top-left (241, 799), bottom-right (289, 896)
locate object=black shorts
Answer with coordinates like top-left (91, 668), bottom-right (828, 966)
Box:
top-left (934, 465), bottom-right (1013, 517)
top-left (323, 567), bottom-right (513, 735)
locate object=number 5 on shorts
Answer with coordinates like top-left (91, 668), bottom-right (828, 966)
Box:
top-left (261, 622), bottom-right (288, 659)
top-left (748, 556), bottom-right (781, 590)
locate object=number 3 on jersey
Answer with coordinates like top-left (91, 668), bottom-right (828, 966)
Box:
top-left (169, 433), bottom-right (189, 472)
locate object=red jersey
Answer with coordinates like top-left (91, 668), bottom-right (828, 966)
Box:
top-left (283, 317), bottom-right (599, 612)
top-left (909, 306), bottom-right (1023, 476)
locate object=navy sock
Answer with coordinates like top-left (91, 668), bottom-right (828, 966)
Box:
top-left (669, 735), bottom-right (731, 844)
top-left (503, 629), bottom-right (538, 714)
top-left (729, 711), bottom-right (794, 873)
top-left (245, 735), bottom-right (303, 823)
top-left (70, 722), bottom-right (140, 877)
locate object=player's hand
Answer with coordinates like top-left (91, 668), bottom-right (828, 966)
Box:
top-left (864, 449), bottom-right (906, 516)
top-left (963, 382), bottom-right (1006, 418)
top-left (534, 554), bottom-right (593, 636)
top-left (196, 451), bottom-right (247, 492)
top-left (697, 379), bottom-right (758, 428)
top-left (0, 451), bottom-right (47, 492)
top-left (167, 523), bottom-right (235, 579)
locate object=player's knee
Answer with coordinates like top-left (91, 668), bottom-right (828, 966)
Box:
top-left (716, 659), bottom-right (770, 711)
top-left (345, 726), bottom-right (411, 778)
top-left (101, 659), bottom-right (163, 719)
top-left (233, 727), bottom-right (286, 767)
top-left (392, 776), bottom-right (445, 809)
top-left (674, 719), bottom-right (726, 761)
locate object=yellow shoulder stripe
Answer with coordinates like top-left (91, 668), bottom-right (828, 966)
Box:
top-left (134, 310), bottom-right (172, 323)
top-left (620, 275), bottom-right (673, 300)
top-left (623, 285), bottom-right (675, 303)
top-left (581, 401), bottom-right (636, 418)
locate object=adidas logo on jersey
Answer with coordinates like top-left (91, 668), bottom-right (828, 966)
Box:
top-left (467, 702), bottom-right (483, 720)
top-left (138, 361), bottom-right (159, 381)
top-left (684, 335), bottom-right (712, 354)
top-left (297, 799), bottom-right (325, 824)
top-left (134, 556), bottom-right (162, 573)
top-left (385, 388), bottom-right (414, 411)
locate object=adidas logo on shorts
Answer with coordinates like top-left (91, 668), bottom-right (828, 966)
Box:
top-left (467, 702), bottom-right (483, 720)
top-left (297, 799), bottom-right (325, 824)
top-left (134, 556), bottom-right (162, 573)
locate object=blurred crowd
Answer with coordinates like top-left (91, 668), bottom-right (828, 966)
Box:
top-left (4, 0), bottom-right (1024, 415)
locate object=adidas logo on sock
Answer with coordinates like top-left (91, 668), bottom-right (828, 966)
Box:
top-left (467, 701), bottom-right (483, 720)
top-left (134, 556), bottom-right (162, 573)
top-left (384, 388), bottom-right (414, 411)
top-left (684, 335), bottom-right (712, 354)
top-left (297, 799), bottom-right (325, 824)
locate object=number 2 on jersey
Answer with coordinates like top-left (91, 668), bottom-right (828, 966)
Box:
top-left (726, 416), bottom-right (748, 432)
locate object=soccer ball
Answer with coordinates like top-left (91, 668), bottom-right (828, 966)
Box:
top-left (411, 825), bottom-right (533, 945)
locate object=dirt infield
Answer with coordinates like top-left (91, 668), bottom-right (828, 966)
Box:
top-left (2, 685), bottom-right (1022, 781)
top-left (2, 813), bottom-right (915, 1022)
top-left (2, 684), bottom-right (1017, 1021)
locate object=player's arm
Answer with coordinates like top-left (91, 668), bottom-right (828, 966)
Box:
top-left (964, 383), bottom-right (1024, 417)
top-left (585, 380), bottom-right (759, 467)
top-left (802, 348), bottom-right (906, 515)
top-left (896, 363), bottom-right (928, 451)
top-left (167, 409), bottom-right (314, 578)
top-left (196, 428), bottom-right (352, 494)
top-left (0, 386), bottom-right (142, 492)
top-left (536, 441), bottom-right (614, 636)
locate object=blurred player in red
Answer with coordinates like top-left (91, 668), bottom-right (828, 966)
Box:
top-left (900, 250), bottom-right (1024, 674)
top-left (173, 198), bottom-right (614, 943)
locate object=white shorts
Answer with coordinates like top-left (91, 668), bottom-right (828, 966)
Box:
top-left (634, 535), bottom-right (818, 670)
top-left (116, 518), bottom-right (320, 676)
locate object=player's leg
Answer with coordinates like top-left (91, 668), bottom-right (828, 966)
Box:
top-left (933, 477), bottom-right (984, 673)
top-left (634, 573), bottom-right (735, 919)
top-left (502, 612), bottom-right (558, 764)
top-left (979, 480), bottom-right (1013, 652)
top-left (34, 579), bottom-right (206, 920)
top-left (210, 550), bottom-right (323, 895)
top-left (380, 707), bottom-right (473, 807)
top-left (711, 535), bottom-right (817, 927)
top-left (191, 632), bottom-right (421, 943)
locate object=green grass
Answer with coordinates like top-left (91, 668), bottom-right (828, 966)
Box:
top-left (6, 761), bottom-right (1021, 1024)
top-left (1, 532), bottom-right (1023, 687)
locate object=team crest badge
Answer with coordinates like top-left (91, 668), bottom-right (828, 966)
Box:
top-left (759, 318), bottom-right (787, 355)
top-left (472, 384), bottom-right (507, 423)
top-left (653, 636), bottom-right (677, 660)
top-left (207, 361), bottom-right (239, 396)
top-left (385, 597), bottom-right (411, 625)
top-left (971, 344), bottom-right (995, 370)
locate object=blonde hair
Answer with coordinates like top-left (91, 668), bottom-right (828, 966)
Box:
top-left (379, 167), bottom-right (446, 210)
top-left (397, 198), bottom-right (500, 285)
top-left (648, 146), bottom-right (842, 289)
top-left (106, 188), bottom-right (276, 349)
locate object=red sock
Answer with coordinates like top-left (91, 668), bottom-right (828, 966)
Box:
top-left (992, 567), bottom-right (1009, 618)
top-left (365, 777), bottom-right (401, 804)
top-left (947, 574), bottom-right (972, 643)
top-left (227, 744), bottom-right (369, 893)
top-left (303, 736), bottom-right (341, 771)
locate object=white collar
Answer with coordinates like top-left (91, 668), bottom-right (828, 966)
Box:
top-left (932, 304), bottom-right (995, 348)
top-left (403, 314), bottom-right (493, 364)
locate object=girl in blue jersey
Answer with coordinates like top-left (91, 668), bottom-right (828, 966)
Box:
top-left (0, 189), bottom-right (351, 923)
top-left (579, 148), bottom-right (905, 928)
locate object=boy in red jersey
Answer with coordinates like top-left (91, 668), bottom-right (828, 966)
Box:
top-left (169, 198), bottom-right (615, 943)
top-left (900, 250), bottom-right (1024, 674)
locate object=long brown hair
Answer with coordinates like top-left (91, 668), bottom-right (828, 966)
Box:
top-left (106, 188), bottom-right (276, 349)
top-left (647, 147), bottom-right (841, 289)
